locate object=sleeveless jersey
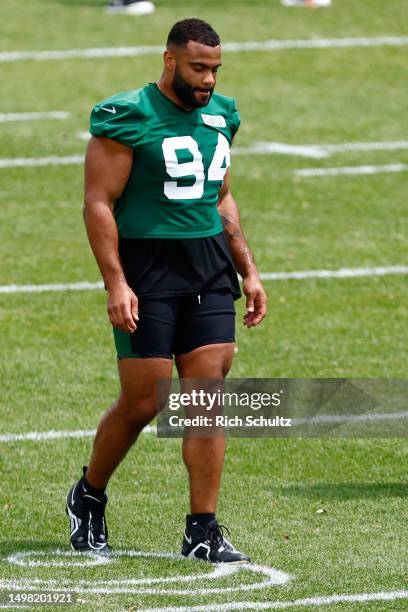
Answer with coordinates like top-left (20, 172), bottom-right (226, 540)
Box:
top-left (89, 83), bottom-right (240, 239)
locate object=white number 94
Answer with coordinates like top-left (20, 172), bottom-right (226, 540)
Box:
top-left (162, 133), bottom-right (230, 200)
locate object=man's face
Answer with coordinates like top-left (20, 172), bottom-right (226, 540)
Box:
top-left (169, 41), bottom-right (222, 109)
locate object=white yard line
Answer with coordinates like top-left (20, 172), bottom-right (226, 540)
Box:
top-left (233, 140), bottom-right (408, 159)
top-left (0, 427), bottom-right (155, 443)
top-left (260, 265), bottom-right (408, 280)
top-left (322, 140), bottom-right (408, 154)
top-left (0, 281), bottom-right (103, 294)
top-left (0, 155), bottom-right (83, 168)
top-left (1, 266), bottom-right (408, 296)
top-left (295, 163), bottom-right (408, 177)
top-left (78, 134), bottom-right (408, 158)
top-left (293, 411), bottom-right (408, 426)
top-left (234, 143), bottom-right (329, 158)
top-left (1, 409), bottom-right (408, 444)
top-left (0, 111), bottom-right (70, 122)
top-left (3, 138), bottom-right (408, 169)
top-left (141, 590), bottom-right (408, 611)
top-left (2, 36), bottom-right (408, 62)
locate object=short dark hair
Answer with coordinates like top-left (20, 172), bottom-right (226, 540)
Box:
top-left (167, 18), bottom-right (220, 48)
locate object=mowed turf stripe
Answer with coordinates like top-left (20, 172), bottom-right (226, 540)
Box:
top-left (1, 266), bottom-right (408, 295)
top-left (2, 36), bottom-right (408, 62)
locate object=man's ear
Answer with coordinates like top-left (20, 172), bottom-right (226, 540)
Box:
top-left (163, 49), bottom-right (176, 72)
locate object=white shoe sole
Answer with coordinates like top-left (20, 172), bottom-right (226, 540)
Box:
top-left (105, 1), bottom-right (155, 15)
top-left (281, 0), bottom-right (331, 6)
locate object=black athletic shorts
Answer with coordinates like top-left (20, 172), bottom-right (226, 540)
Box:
top-left (113, 288), bottom-right (236, 359)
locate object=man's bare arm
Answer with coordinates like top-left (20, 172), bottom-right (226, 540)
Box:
top-left (84, 136), bottom-right (138, 333)
top-left (217, 170), bottom-right (267, 328)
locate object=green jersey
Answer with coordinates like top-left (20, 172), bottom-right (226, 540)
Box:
top-left (89, 83), bottom-right (240, 239)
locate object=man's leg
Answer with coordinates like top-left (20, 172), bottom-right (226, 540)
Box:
top-left (175, 343), bottom-right (233, 514)
top-left (66, 356), bottom-right (172, 552)
top-left (176, 342), bottom-right (250, 563)
top-left (85, 357), bottom-right (172, 489)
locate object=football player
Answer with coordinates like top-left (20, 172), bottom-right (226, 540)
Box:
top-left (66, 18), bottom-right (267, 562)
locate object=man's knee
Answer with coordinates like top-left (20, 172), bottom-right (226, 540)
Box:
top-left (176, 342), bottom-right (235, 379)
top-left (209, 343), bottom-right (235, 377)
top-left (222, 346), bottom-right (234, 377)
top-left (115, 393), bottom-right (157, 431)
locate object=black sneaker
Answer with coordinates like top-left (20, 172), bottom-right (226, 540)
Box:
top-left (181, 516), bottom-right (250, 563)
top-left (66, 469), bottom-right (110, 554)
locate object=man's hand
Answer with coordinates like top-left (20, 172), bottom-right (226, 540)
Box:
top-left (107, 281), bottom-right (139, 333)
top-left (242, 274), bottom-right (267, 328)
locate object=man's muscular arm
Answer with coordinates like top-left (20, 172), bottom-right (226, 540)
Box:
top-left (217, 170), bottom-right (267, 328)
top-left (84, 136), bottom-right (138, 333)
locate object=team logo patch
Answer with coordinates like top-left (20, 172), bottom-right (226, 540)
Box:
top-left (201, 114), bottom-right (226, 128)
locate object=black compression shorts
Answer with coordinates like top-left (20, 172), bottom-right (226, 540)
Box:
top-left (113, 289), bottom-right (236, 359)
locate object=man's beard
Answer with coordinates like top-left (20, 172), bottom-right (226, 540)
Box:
top-left (172, 67), bottom-right (214, 109)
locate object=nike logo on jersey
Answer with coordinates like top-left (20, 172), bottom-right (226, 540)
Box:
top-left (201, 114), bottom-right (226, 128)
top-left (101, 106), bottom-right (116, 114)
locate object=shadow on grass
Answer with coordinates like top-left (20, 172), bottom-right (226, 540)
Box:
top-left (52, 0), bottom-right (104, 6)
top-left (280, 482), bottom-right (408, 500)
top-left (0, 540), bottom-right (70, 556)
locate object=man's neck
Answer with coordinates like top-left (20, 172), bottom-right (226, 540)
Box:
top-left (155, 77), bottom-right (193, 112)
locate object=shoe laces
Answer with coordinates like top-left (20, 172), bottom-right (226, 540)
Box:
top-left (89, 504), bottom-right (108, 540)
top-left (82, 493), bottom-right (108, 540)
top-left (203, 521), bottom-right (231, 550)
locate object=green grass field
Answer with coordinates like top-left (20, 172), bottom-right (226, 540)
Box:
top-left (1, 1), bottom-right (408, 610)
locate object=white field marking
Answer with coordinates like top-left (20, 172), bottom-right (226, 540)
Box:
top-left (0, 155), bottom-right (83, 168)
top-left (234, 142), bottom-right (328, 158)
top-left (0, 280), bottom-right (103, 294)
top-left (2, 409), bottom-right (408, 445)
top-left (6, 549), bottom-right (178, 569)
top-left (141, 590), bottom-right (408, 612)
top-left (0, 111), bottom-right (70, 122)
top-left (260, 265), bottom-right (408, 281)
top-left (295, 163), bottom-right (408, 177)
top-left (7, 549), bottom-right (112, 567)
top-left (233, 140), bottom-right (408, 159)
top-left (293, 410), bottom-right (408, 426)
top-left (79, 132), bottom-right (408, 160)
top-left (6, 550), bottom-right (237, 581)
top-left (322, 140), bottom-right (408, 155)
top-left (4, 140), bottom-right (408, 169)
top-left (1, 266), bottom-right (408, 297)
top-left (1, 550), bottom-right (291, 595)
top-left (0, 426), bottom-right (155, 443)
top-left (2, 36), bottom-right (408, 62)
